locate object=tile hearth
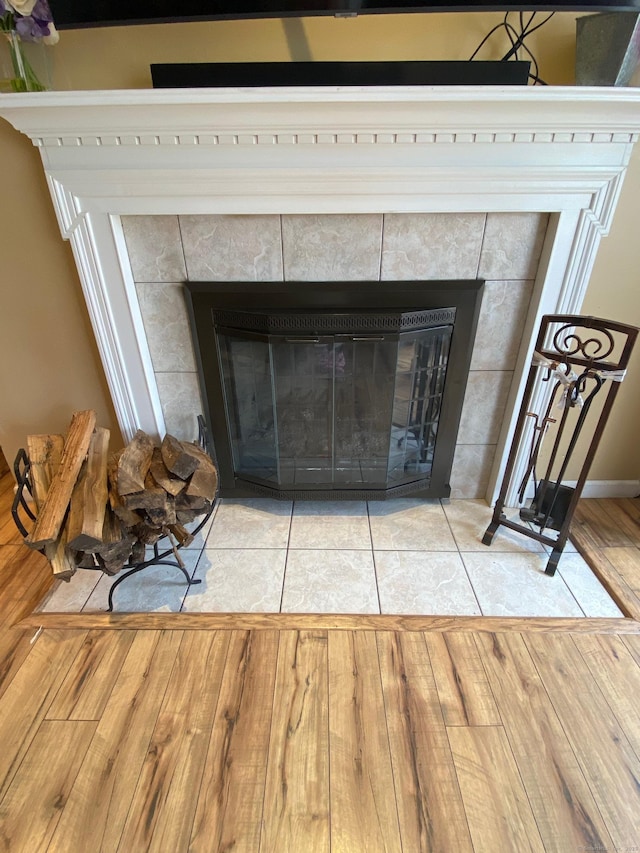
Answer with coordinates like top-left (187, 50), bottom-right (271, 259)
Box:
top-left (37, 499), bottom-right (622, 618)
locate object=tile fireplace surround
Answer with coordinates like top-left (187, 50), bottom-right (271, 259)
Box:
top-left (2, 85), bottom-right (640, 504)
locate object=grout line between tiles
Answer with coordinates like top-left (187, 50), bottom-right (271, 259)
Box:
top-left (279, 500), bottom-right (295, 612)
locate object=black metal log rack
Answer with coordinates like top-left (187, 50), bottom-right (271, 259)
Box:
top-left (11, 420), bottom-right (215, 612)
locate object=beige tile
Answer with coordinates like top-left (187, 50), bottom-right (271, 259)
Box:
top-left (136, 282), bottom-right (197, 373)
top-left (368, 499), bottom-right (457, 551)
top-left (449, 444), bottom-right (496, 500)
top-left (289, 517), bottom-right (372, 550)
top-left (557, 552), bottom-right (622, 617)
top-left (290, 500), bottom-right (371, 549)
top-left (155, 372), bottom-right (204, 441)
top-left (381, 213), bottom-right (485, 280)
top-left (282, 214), bottom-right (382, 281)
top-left (443, 499), bottom-right (545, 553)
top-left (375, 551), bottom-right (481, 615)
top-left (471, 280), bottom-right (534, 371)
top-left (461, 552), bottom-right (584, 617)
top-left (208, 499), bottom-right (292, 548)
top-left (183, 548), bottom-right (286, 612)
top-left (478, 212), bottom-right (548, 280)
top-left (180, 214), bottom-right (283, 281)
top-left (457, 371), bottom-right (513, 445)
top-left (37, 569), bottom-right (101, 612)
top-left (121, 215), bottom-right (186, 283)
top-left (282, 549), bottom-right (379, 613)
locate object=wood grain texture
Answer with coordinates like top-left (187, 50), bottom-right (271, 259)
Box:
top-left (328, 631), bottom-right (402, 853)
top-left (0, 629), bottom-right (87, 800)
top-left (448, 725), bottom-right (545, 853)
top-left (45, 629), bottom-right (135, 721)
top-left (26, 434), bottom-right (76, 580)
top-left (116, 429), bottom-right (155, 495)
top-left (0, 720), bottom-right (96, 853)
top-left (476, 632), bottom-right (615, 852)
top-left (26, 434), bottom-right (64, 511)
top-left (524, 632), bottom-right (640, 850)
top-left (28, 410), bottom-right (97, 549)
top-left (189, 630), bottom-right (279, 853)
top-left (0, 629), bottom-right (34, 702)
top-left (66, 426), bottom-right (110, 551)
top-left (16, 610), bottom-right (640, 633)
top-left (118, 630), bottom-right (230, 853)
top-left (572, 498), bottom-right (637, 549)
top-left (573, 633), bottom-right (640, 762)
top-left (377, 630), bottom-right (473, 853)
top-left (0, 544), bottom-right (52, 627)
top-left (594, 546), bottom-right (640, 594)
top-left (566, 546), bottom-right (640, 620)
top-left (424, 632), bottom-right (501, 727)
top-left (261, 630), bottom-right (330, 853)
top-left (47, 630), bottom-right (182, 853)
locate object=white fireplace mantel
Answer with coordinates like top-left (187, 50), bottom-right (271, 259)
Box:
top-left (2, 84), bottom-right (640, 502)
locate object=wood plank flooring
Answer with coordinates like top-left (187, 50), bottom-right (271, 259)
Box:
top-left (0, 464), bottom-right (639, 852)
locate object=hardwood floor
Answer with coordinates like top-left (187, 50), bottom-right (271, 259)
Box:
top-left (0, 465), bottom-right (639, 852)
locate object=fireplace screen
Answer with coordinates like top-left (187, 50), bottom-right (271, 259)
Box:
top-left (219, 326), bottom-right (451, 490)
top-left (186, 280), bottom-right (483, 500)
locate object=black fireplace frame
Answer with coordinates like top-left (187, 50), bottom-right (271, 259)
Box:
top-left (185, 279), bottom-right (484, 500)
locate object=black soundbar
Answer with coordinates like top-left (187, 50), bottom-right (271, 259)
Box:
top-left (151, 60), bottom-right (531, 88)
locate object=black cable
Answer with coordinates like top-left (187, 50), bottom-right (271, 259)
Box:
top-left (501, 11), bottom-right (556, 62)
top-left (469, 11), bottom-right (554, 86)
top-left (468, 18), bottom-right (521, 62)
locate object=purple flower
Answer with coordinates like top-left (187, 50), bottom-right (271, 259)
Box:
top-left (1, 0), bottom-right (57, 43)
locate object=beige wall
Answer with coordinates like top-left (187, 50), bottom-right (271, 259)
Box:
top-left (0, 11), bottom-right (638, 482)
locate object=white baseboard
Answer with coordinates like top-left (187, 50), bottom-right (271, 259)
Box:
top-left (524, 480), bottom-right (640, 500)
top-left (568, 480), bottom-right (640, 499)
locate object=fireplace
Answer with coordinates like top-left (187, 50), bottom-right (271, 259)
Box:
top-left (2, 87), bottom-right (638, 505)
top-left (186, 279), bottom-right (483, 499)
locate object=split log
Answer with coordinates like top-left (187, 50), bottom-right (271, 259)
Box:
top-left (132, 522), bottom-right (164, 545)
top-left (116, 430), bottom-right (155, 496)
top-left (28, 410), bottom-right (97, 550)
top-left (183, 442), bottom-right (218, 501)
top-left (161, 434), bottom-right (198, 480)
top-left (95, 532), bottom-right (136, 575)
top-left (149, 448), bottom-right (186, 496)
top-left (101, 504), bottom-right (126, 546)
top-left (130, 539), bottom-right (146, 565)
top-left (107, 450), bottom-right (143, 528)
top-left (167, 523), bottom-right (195, 548)
top-left (176, 493), bottom-right (211, 514)
top-left (66, 427), bottom-right (110, 551)
top-left (27, 435), bottom-right (64, 509)
top-left (26, 434), bottom-right (76, 581)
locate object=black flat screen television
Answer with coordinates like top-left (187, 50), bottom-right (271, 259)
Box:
top-left (49, 1), bottom-right (640, 29)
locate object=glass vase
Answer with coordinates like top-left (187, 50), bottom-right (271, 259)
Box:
top-left (0, 30), bottom-right (50, 92)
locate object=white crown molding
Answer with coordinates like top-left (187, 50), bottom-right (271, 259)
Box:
top-left (2, 86), bottom-right (639, 500)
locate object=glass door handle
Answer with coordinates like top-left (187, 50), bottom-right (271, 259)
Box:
top-left (351, 336), bottom-right (386, 342)
top-left (284, 337), bottom-right (321, 343)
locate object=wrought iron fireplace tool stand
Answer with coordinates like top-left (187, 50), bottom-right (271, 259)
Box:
top-left (483, 314), bottom-right (637, 576)
top-left (12, 417), bottom-right (215, 611)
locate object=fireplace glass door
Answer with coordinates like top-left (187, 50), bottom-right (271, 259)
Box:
top-left (218, 325), bottom-right (452, 492)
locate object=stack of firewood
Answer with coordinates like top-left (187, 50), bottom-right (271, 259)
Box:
top-left (23, 410), bottom-right (218, 581)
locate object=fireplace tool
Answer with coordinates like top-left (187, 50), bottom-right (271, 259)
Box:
top-left (11, 417), bottom-right (214, 612)
top-left (483, 313), bottom-right (637, 576)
